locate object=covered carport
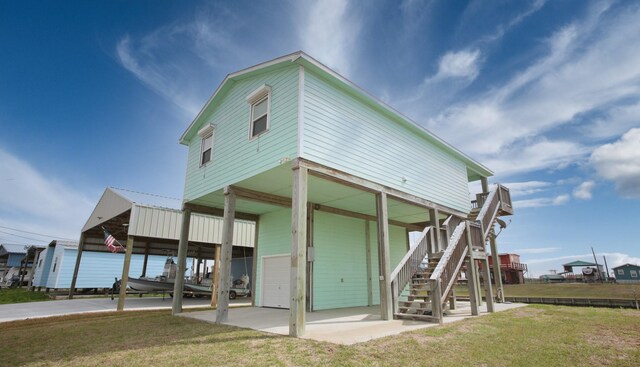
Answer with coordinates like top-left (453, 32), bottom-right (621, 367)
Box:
top-left (69, 187), bottom-right (257, 310)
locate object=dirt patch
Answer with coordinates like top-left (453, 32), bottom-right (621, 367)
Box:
top-left (584, 328), bottom-right (640, 349)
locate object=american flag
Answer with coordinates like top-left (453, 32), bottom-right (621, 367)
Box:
top-left (102, 228), bottom-right (124, 253)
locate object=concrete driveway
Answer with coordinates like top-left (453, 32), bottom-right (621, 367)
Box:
top-left (0, 296), bottom-right (251, 323)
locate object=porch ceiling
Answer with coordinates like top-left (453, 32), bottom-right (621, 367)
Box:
top-left (190, 165), bottom-right (435, 225)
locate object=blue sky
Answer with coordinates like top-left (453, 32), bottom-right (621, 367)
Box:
top-left (1, 0), bottom-right (639, 276)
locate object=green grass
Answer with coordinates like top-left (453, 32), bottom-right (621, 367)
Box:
top-left (0, 288), bottom-right (51, 304)
top-left (1, 306), bottom-right (638, 366)
top-left (455, 283), bottom-right (640, 299)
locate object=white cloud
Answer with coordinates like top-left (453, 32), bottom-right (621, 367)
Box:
top-left (434, 49), bottom-right (481, 80)
top-left (573, 181), bottom-right (595, 200)
top-left (0, 149), bottom-right (95, 241)
top-left (298, 0), bottom-right (362, 77)
top-left (511, 247), bottom-right (560, 255)
top-left (502, 181), bottom-right (551, 197)
top-left (422, 2), bottom-right (640, 177)
top-left (585, 101), bottom-right (640, 140)
top-left (590, 128), bottom-right (640, 197)
top-left (513, 194), bottom-right (569, 209)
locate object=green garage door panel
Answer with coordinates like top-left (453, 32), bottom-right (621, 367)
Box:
top-left (302, 69), bottom-right (471, 214)
top-left (369, 222), bottom-right (409, 306)
top-left (313, 212), bottom-right (368, 310)
top-left (184, 64), bottom-right (299, 201)
top-left (254, 208), bottom-right (292, 307)
top-left (313, 212), bottom-right (408, 310)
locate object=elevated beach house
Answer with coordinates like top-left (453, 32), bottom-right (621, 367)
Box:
top-left (170, 51), bottom-right (513, 336)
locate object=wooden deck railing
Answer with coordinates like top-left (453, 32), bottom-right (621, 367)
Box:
top-left (390, 226), bottom-right (434, 308)
top-left (497, 184), bottom-right (513, 214)
top-left (475, 186), bottom-right (500, 240)
top-left (468, 221), bottom-right (484, 252)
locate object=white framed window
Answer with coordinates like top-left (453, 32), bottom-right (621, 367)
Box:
top-left (247, 84), bottom-right (271, 139)
top-left (198, 124), bottom-right (214, 167)
top-left (631, 270), bottom-right (638, 278)
top-left (617, 269), bottom-right (625, 275)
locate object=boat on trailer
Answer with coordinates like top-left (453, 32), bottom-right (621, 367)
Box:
top-left (127, 257), bottom-right (212, 295)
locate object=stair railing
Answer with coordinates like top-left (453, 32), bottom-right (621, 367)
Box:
top-left (429, 222), bottom-right (469, 322)
top-left (390, 226), bottom-right (434, 313)
top-left (475, 185), bottom-right (500, 241)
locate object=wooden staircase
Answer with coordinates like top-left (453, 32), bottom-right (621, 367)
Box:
top-left (390, 184), bottom-right (513, 323)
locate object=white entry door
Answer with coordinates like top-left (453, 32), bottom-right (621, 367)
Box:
top-left (262, 255), bottom-right (290, 309)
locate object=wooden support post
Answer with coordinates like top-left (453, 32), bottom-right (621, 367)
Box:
top-left (449, 288), bottom-right (456, 310)
top-left (216, 188), bottom-right (236, 324)
top-left (68, 233), bottom-right (85, 299)
top-left (482, 258), bottom-right (495, 312)
top-left (305, 202), bottom-right (314, 312)
top-left (489, 232), bottom-right (505, 303)
top-left (290, 166), bottom-right (308, 336)
top-left (117, 236), bottom-right (135, 311)
top-left (28, 250), bottom-right (40, 290)
top-left (141, 242), bottom-right (150, 277)
top-left (365, 220), bottom-right (373, 307)
top-left (428, 208), bottom-right (441, 254)
top-left (467, 258), bottom-right (479, 316)
top-left (171, 208), bottom-right (192, 315)
top-left (465, 222), bottom-right (479, 316)
top-left (250, 219), bottom-right (259, 307)
top-left (475, 260), bottom-right (483, 307)
top-left (211, 244), bottom-right (221, 307)
top-left (376, 192), bottom-right (393, 321)
top-left (432, 279), bottom-right (444, 325)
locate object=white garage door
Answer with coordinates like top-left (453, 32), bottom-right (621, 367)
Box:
top-left (262, 255), bottom-right (290, 309)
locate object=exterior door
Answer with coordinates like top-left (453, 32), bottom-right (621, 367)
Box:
top-left (262, 255), bottom-right (290, 309)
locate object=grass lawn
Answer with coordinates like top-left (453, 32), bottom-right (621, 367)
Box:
top-left (1, 306), bottom-right (638, 366)
top-left (0, 288), bottom-right (51, 304)
top-left (455, 283), bottom-right (640, 299)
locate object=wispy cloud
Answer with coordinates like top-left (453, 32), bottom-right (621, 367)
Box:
top-left (422, 2), bottom-right (640, 178)
top-left (433, 49), bottom-right (481, 80)
top-left (502, 181), bottom-right (551, 197)
top-left (298, 0), bottom-right (362, 77)
top-left (590, 128), bottom-right (640, 198)
top-left (513, 194), bottom-right (569, 209)
top-left (0, 149), bottom-right (95, 241)
top-left (573, 181), bottom-right (595, 200)
top-left (512, 247), bottom-right (560, 255)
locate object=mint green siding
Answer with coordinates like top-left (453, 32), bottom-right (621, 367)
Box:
top-left (301, 69), bottom-right (471, 213)
top-left (312, 212), bottom-right (368, 310)
top-left (253, 209), bottom-right (408, 310)
top-left (254, 208), bottom-right (292, 306)
top-left (183, 65), bottom-right (299, 201)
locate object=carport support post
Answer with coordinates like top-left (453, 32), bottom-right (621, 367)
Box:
top-left (117, 236), bottom-right (135, 311)
top-left (216, 187), bottom-right (236, 324)
top-left (376, 192), bottom-right (393, 321)
top-left (290, 166), bottom-right (308, 337)
top-left (172, 208), bottom-right (192, 315)
top-left (211, 244), bottom-right (221, 307)
top-left (141, 242), bottom-right (150, 277)
top-left (68, 232), bottom-right (85, 299)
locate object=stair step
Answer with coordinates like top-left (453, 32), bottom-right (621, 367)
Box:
top-left (398, 305), bottom-right (431, 313)
top-left (399, 300), bottom-right (430, 307)
top-left (394, 313), bottom-right (438, 322)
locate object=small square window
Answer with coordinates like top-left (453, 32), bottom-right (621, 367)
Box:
top-left (617, 269), bottom-right (625, 275)
top-left (201, 133), bottom-right (213, 166)
top-left (631, 270), bottom-right (638, 278)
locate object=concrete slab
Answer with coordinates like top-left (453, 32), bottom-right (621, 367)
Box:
top-left (182, 301), bottom-right (526, 345)
top-left (0, 296), bottom-right (251, 323)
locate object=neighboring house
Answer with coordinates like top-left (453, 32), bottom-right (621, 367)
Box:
top-left (172, 51), bottom-right (513, 336)
top-left (612, 264), bottom-right (640, 284)
top-left (486, 253), bottom-right (528, 284)
top-left (562, 260), bottom-right (606, 282)
top-left (1, 244), bottom-right (27, 280)
top-left (32, 240), bottom-right (182, 291)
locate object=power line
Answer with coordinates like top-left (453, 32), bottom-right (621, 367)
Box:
top-left (0, 225), bottom-right (76, 241)
top-left (0, 230), bottom-right (51, 243)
